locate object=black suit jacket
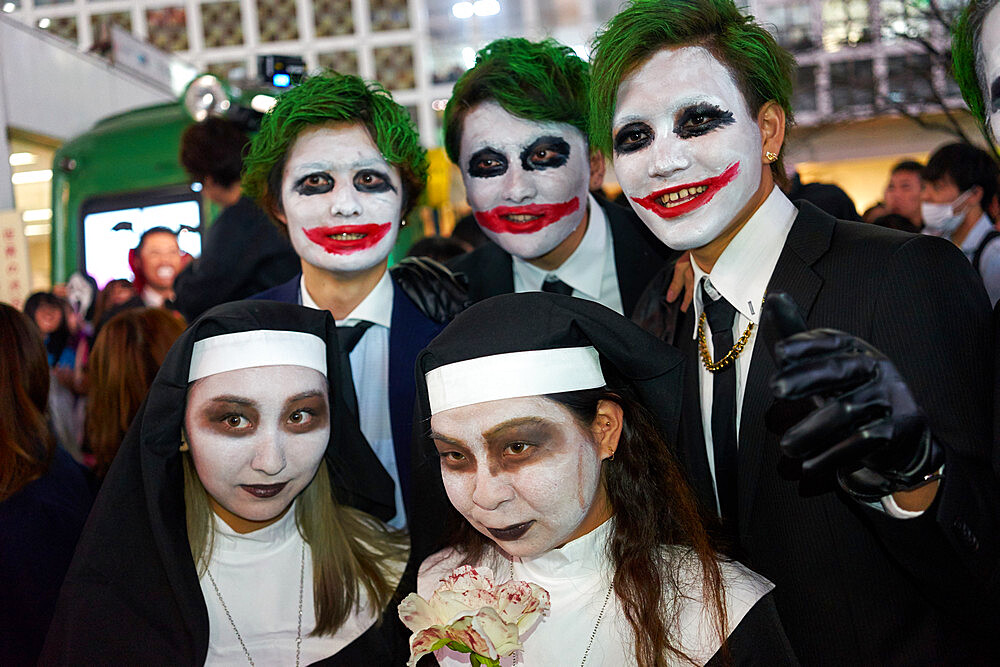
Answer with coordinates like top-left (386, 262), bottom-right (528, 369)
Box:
top-left (672, 203), bottom-right (999, 665)
top-left (448, 197), bottom-right (675, 317)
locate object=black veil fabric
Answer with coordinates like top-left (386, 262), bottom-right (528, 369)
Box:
top-left (408, 292), bottom-right (686, 562)
top-left (42, 300), bottom-right (396, 665)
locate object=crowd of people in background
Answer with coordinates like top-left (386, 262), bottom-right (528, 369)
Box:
top-left (4, 0), bottom-right (1000, 664)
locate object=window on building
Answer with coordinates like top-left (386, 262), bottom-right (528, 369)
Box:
top-left (829, 58), bottom-right (876, 109)
top-left (761, 1), bottom-right (815, 52)
top-left (886, 53), bottom-right (935, 104)
top-left (794, 64), bottom-right (819, 113)
top-left (822, 0), bottom-right (872, 51)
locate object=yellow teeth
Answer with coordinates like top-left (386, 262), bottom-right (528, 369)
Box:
top-left (504, 214), bottom-right (542, 223)
top-left (329, 232), bottom-right (366, 240)
top-left (657, 184), bottom-right (708, 207)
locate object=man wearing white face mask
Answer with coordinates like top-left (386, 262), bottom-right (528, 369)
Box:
top-left (921, 142), bottom-right (1000, 305)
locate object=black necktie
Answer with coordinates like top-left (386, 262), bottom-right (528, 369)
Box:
top-left (336, 321), bottom-right (373, 417)
top-left (700, 280), bottom-right (739, 532)
top-left (541, 276), bottom-right (574, 296)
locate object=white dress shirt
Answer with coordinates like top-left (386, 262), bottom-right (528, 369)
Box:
top-left (419, 520), bottom-right (773, 666)
top-left (512, 194), bottom-right (625, 314)
top-left (958, 213), bottom-right (1000, 306)
top-left (200, 503), bottom-right (378, 665)
top-left (301, 271), bottom-right (406, 529)
top-left (690, 185), bottom-right (797, 511)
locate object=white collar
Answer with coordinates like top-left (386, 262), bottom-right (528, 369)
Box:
top-left (210, 500), bottom-right (301, 555)
top-left (300, 269), bottom-right (394, 329)
top-left (515, 518), bottom-right (613, 581)
top-left (512, 194), bottom-right (609, 299)
top-left (960, 213), bottom-right (995, 254)
top-left (691, 186), bottom-right (798, 336)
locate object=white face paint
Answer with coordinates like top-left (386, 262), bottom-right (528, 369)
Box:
top-left (430, 395), bottom-right (605, 558)
top-left (280, 124), bottom-right (403, 274)
top-left (611, 47), bottom-right (764, 251)
top-left (981, 6), bottom-right (1000, 141)
top-left (458, 101), bottom-right (590, 259)
top-left (184, 365), bottom-right (330, 530)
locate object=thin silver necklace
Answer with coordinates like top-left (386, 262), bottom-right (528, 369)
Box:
top-left (205, 540), bottom-right (306, 667)
top-left (508, 558), bottom-right (614, 667)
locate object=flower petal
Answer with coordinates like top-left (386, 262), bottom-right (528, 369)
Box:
top-left (398, 592), bottom-right (447, 632)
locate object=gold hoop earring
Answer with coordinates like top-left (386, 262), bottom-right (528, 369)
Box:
top-left (765, 151), bottom-right (778, 163)
top-left (179, 431), bottom-right (190, 452)
top-left (607, 451), bottom-right (616, 462)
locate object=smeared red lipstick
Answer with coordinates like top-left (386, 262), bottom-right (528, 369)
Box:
top-left (632, 162), bottom-right (740, 219)
top-left (303, 223), bottom-right (391, 254)
top-left (474, 198), bottom-right (580, 234)
top-left (240, 482), bottom-right (287, 498)
top-left (486, 520), bottom-right (535, 541)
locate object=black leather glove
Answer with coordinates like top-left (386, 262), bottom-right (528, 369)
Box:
top-left (389, 256), bottom-right (470, 324)
top-left (765, 298), bottom-right (943, 502)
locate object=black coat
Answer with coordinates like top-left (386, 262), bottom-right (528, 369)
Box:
top-left (670, 203), bottom-right (1000, 664)
top-left (41, 301), bottom-right (406, 665)
top-left (449, 197), bottom-right (676, 318)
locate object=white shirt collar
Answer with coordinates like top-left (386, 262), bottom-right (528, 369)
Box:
top-left (691, 186), bottom-right (798, 335)
top-left (512, 194), bottom-right (609, 300)
top-left (960, 213), bottom-right (994, 256)
top-left (299, 269), bottom-right (394, 329)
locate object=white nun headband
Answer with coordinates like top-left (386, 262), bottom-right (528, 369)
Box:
top-left (425, 346), bottom-right (606, 414)
top-left (188, 330), bottom-right (327, 382)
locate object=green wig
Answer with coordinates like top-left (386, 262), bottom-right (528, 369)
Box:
top-left (443, 38), bottom-right (591, 164)
top-left (589, 0), bottom-right (795, 178)
top-left (243, 71), bottom-right (428, 221)
top-left (952, 0), bottom-right (997, 129)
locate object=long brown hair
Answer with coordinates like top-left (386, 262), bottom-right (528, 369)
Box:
top-left (85, 308), bottom-right (185, 478)
top-left (184, 458), bottom-right (408, 635)
top-left (448, 385), bottom-right (728, 666)
top-left (0, 303), bottom-right (55, 501)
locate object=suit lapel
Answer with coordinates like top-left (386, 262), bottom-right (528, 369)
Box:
top-left (737, 203), bottom-right (832, 528)
top-left (676, 310), bottom-right (717, 513)
top-left (387, 278), bottom-right (445, 514)
top-left (472, 244), bottom-right (515, 300)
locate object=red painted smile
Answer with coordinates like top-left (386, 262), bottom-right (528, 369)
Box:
top-left (303, 223), bottom-right (391, 254)
top-left (474, 198), bottom-right (581, 234)
top-left (631, 162), bottom-right (741, 219)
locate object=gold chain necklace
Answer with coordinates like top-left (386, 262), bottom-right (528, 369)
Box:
top-left (508, 559), bottom-right (613, 667)
top-left (697, 306), bottom-right (756, 373)
top-left (205, 540), bottom-right (306, 667)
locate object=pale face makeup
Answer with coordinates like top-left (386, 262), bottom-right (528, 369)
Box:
top-left (184, 365), bottom-right (330, 532)
top-left (279, 123), bottom-right (403, 274)
top-left (430, 395), bottom-right (606, 558)
top-left (611, 46), bottom-right (764, 251)
top-left (458, 101), bottom-right (590, 260)
top-left (981, 6), bottom-right (1000, 140)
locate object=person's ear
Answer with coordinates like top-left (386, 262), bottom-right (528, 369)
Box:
top-left (591, 399), bottom-right (624, 461)
top-left (757, 100), bottom-right (786, 165)
top-left (965, 184), bottom-right (985, 209)
top-left (588, 150), bottom-right (607, 191)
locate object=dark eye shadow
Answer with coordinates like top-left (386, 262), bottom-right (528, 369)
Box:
top-left (674, 103), bottom-right (736, 139)
top-left (468, 148), bottom-right (508, 178)
top-left (613, 122), bottom-right (653, 155)
top-left (520, 135), bottom-right (571, 171)
top-left (353, 169), bottom-right (396, 193)
top-left (294, 172), bottom-right (334, 195)
top-left (991, 77), bottom-right (1000, 113)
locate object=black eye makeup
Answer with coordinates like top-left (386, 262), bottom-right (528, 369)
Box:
top-left (674, 103), bottom-right (736, 139)
top-left (353, 169), bottom-right (396, 194)
top-left (990, 77), bottom-right (1000, 113)
top-left (520, 136), bottom-right (571, 171)
top-left (613, 122), bottom-right (653, 155)
top-left (294, 172), bottom-right (334, 196)
top-left (467, 148), bottom-right (508, 178)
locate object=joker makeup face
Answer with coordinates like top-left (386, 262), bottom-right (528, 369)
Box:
top-left (611, 47), bottom-right (765, 251)
top-left (458, 101), bottom-right (590, 259)
top-left (981, 6), bottom-right (1000, 140)
top-left (430, 395), bottom-right (607, 558)
top-left (184, 365), bottom-right (330, 531)
top-left (279, 123), bottom-right (403, 274)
